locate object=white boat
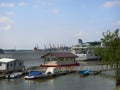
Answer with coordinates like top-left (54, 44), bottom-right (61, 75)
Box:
top-left (6, 72), bottom-right (23, 79)
top-left (71, 39), bottom-right (101, 61)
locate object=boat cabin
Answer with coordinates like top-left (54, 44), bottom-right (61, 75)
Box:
top-left (0, 58), bottom-right (24, 73)
top-left (41, 52), bottom-right (79, 67)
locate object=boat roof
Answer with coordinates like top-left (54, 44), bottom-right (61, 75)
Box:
top-left (0, 58), bottom-right (16, 63)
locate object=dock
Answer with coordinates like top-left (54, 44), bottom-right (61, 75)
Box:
top-left (0, 64), bottom-right (120, 79)
top-left (75, 64), bottom-right (120, 75)
top-left (22, 64), bottom-right (120, 76)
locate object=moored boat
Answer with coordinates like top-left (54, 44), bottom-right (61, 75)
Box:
top-left (71, 39), bottom-right (101, 61)
top-left (80, 70), bottom-right (90, 76)
top-left (24, 71), bottom-right (44, 79)
top-left (6, 72), bottom-right (23, 79)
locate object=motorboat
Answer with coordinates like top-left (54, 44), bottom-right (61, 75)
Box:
top-left (24, 71), bottom-right (44, 79)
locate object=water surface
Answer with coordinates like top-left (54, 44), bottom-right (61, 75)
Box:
top-left (0, 73), bottom-right (115, 90)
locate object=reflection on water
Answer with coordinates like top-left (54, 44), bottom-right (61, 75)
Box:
top-left (0, 73), bottom-right (116, 90)
top-left (100, 70), bottom-right (115, 80)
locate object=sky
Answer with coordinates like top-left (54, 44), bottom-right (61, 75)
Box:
top-left (0, 0), bottom-right (120, 49)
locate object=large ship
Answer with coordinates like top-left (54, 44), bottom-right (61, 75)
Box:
top-left (71, 39), bottom-right (101, 61)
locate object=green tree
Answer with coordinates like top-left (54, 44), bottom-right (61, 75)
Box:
top-left (95, 29), bottom-right (120, 86)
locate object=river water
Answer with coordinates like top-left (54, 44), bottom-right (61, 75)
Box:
top-left (0, 59), bottom-right (117, 90)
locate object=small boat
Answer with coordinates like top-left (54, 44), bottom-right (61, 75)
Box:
top-left (6, 72), bottom-right (23, 79)
top-left (80, 70), bottom-right (89, 76)
top-left (24, 71), bottom-right (44, 79)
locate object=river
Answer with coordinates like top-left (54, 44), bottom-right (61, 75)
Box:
top-left (0, 59), bottom-right (117, 90)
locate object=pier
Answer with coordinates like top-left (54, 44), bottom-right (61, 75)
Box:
top-left (76, 64), bottom-right (120, 75)
top-left (1, 64), bottom-right (120, 79)
top-left (23, 64), bottom-right (120, 76)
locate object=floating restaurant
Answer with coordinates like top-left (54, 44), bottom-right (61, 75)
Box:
top-left (40, 52), bottom-right (80, 67)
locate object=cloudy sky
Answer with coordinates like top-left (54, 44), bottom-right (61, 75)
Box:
top-left (0, 0), bottom-right (120, 49)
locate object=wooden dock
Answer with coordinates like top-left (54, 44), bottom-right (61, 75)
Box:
top-left (75, 64), bottom-right (120, 75)
top-left (24, 64), bottom-right (120, 75)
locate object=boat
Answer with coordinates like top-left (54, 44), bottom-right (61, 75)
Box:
top-left (71, 39), bottom-right (101, 61)
top-left (6, 72), bottom-right (23, 79)
top-left (80, 70), bottom-right (90, 76)
top-left (24, 71), bottom-right (44, 79)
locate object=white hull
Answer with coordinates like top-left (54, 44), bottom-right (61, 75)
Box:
top-left (24, 74), bottom-right (46, 79)
top-left (75, 54), bottom-right (99, 61)
top-left (6, 72), bottom-right (22, 79)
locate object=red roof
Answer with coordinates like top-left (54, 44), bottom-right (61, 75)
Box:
top-left (41, 52), bottom-right (77, 58)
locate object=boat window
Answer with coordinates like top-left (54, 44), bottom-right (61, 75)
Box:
top-left (10, 63), bottom-right (12, 67)
top-left (14, 62), bottom-right (16, 66)
top-left (46, 58), bottom-right (50, 61)
top-left (54, 58), bottom-right (57, 61)
top-left (7, 63), bottom-right (9, 67)
top-left (82, 51), bottom-right (86, 54)
top-left (60, 58), bottom-right (63, 61)
top-left (88, 51), bottom-right (92, 54)
top-left (77, 52), bottom-right (79, 54)
top-left (66, 58), bottom-right (68, 60)
top-left (19, 62), bottom-right (22, 66)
